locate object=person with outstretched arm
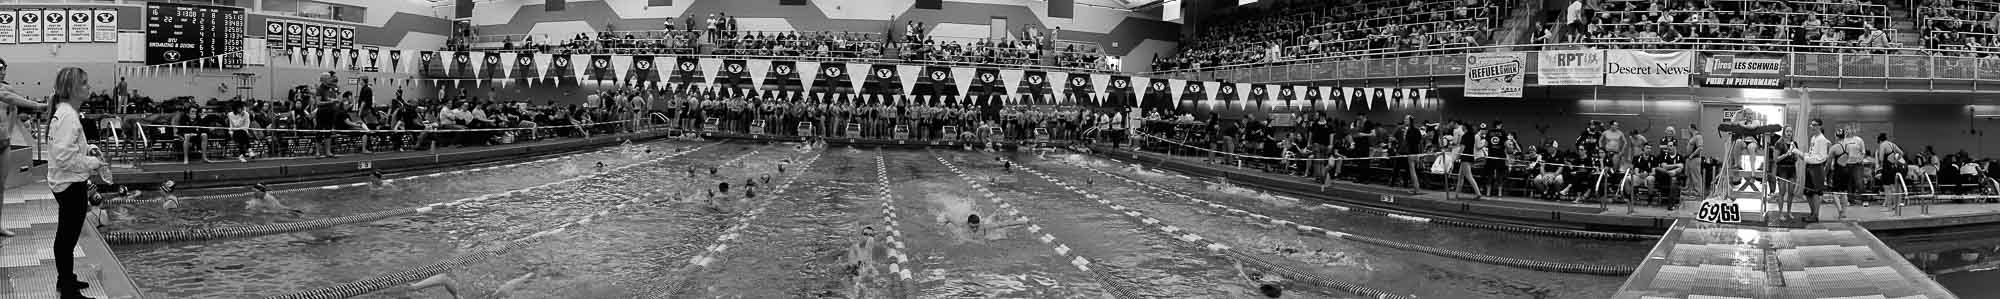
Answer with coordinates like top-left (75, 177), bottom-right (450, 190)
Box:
top-left (0, 57), bottom-right (50, 238)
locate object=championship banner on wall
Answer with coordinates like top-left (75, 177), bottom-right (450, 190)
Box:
top-left (0, 10), bottom-right (17, 44)
top-left (1537, 50), bottom-right (1604, 86)
top-left (41, 9), bottom-right (63, 43)
top-left (65, 9), bottom-right (89, 43)
top-left (1702, 54), bottom-right (1786, 88)
top-left (1464, 52), bottom-right (1524, 98)
top-left (1606, 50), bottom-right (1695, 87)
top-left (91, 9), bottom-right (115, 42)
top-left (18, 9), bottom-right (40, 43)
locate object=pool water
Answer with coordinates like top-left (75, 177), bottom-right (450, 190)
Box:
top-left (107, 145), bottom-right (1772, 299)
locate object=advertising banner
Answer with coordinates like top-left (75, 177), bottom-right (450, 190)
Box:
top-left (1464, 52), bottom-right (1524, 98)
top-left (1605, 50), bottom-right (1695, 87)
top-left (1702, 54), bottom-right (1786, 88)
top-left (1537, 50), bottom-right (1604, 85)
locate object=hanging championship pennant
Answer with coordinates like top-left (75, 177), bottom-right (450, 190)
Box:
top-left (65, 9), bottom-right (88, 43)
top-left (719, 59), bottom-right (750, 91)
top-left (347, 48), bottom-right (360, 71)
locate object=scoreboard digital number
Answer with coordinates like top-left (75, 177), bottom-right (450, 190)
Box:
top-left (145, 2), bottom-right (245, 68)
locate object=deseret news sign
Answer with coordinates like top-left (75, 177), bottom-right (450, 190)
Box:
top-left (1703, 54), bottom-right (1787, 88)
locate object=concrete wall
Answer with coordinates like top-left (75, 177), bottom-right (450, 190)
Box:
top-left (465, 0), bottom-right (1181, 71)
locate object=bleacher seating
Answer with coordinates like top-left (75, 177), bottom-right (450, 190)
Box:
top-left (1157, 0), bottom-right (1506, 71)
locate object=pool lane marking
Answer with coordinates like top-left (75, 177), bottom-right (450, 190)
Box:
top-left (933, 157), bottom-right (1099, 274)
top-left (688, 150), bottom-right (821, 268)
top-left (186, 142), bottom-right (706, 200)
top-left (1007, 159), bottom-right (1236, 255)
top-left (874, 155), bottom-right (915, 280)
top-left (1052, 160), bottom-right (1442, 243)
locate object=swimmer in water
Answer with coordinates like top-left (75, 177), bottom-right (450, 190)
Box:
top-left (967, 214), bottom-right (982, 233)
top-left (370, 169), bottom-right (393, 189)
top-left (245, 183), bottom-right (304, 215)
top-left (595, 161), bottom-right (607, 172)
top-left (158, 180), bottom-right (182, 210)
top-left (1234, 259), bottom-right (1284, 298)
top-left (408, 270), bottom-right (538, 299)
top-left (709, 167), bottom-right (718, 175)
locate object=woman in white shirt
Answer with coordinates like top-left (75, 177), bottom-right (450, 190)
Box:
top-left (227, 103), bottom-right (255, 162)
top-left (46, 67), bottom-right (106, 299)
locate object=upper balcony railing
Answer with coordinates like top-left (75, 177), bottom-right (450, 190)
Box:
top-left (1143, 42), bottom-right (2000, 85)
top-left (452, 30), bottom-right (1121, 74)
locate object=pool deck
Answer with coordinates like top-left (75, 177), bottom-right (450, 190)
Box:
top-left (1614, 221), bottom-right (1957, 299)
top-left (1, 167), bottom-right (143, 299)
top-left (1090, 146), bottom-right (2000, 233)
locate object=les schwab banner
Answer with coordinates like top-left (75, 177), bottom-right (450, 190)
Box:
top-left (1702, 54), bottom-right (1786, 89)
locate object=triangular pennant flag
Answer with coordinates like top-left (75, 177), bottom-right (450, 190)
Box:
top-left (747, 60), bottom-right (770, 90)
top-left (797, 61), bottom-right (819, 95)
top-left (1000, 70), bottom-right (1022, 97)
top-left (951, 67), bottom-right (974, 98)
top-left (698, 58), bottom-right (723, 85)
top-left (612, 55), bottom-right (634, 85)
top-left (569, 55), bottom-right (589, 81)
top-left (848, 63), bottom-right (870, 95)
top-left (1091, 74), bottom-right (1111, 95)
top-left (897, 65), bottom-right (922, 96)
top-left (1168, 79), bottom-right (1185, 108)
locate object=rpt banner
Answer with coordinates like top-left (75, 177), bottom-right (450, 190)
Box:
top-left (1536, 50), bottom-right (1605, 86)
top-left (1702, 54), bottom-right (1786, 88)
top-left (1605, 50), bottom-right (1695, 87)
top-left (1464, 52), bottom-right (1525, 98)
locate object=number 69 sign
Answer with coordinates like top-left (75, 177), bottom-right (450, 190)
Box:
top-left (1696, 199), bottom-right (1742, 223)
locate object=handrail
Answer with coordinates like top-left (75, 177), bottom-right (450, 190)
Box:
top-left (1142, 40), bottom-right (2000, 77)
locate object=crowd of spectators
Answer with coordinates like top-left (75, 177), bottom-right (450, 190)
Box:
top-left (1156, 0), bottom-right (1500, 71)
top-left (1919, 0), bottom-right (2000, 54)
top-left (1132, 106), bottom-right (1998, 208)
top-left (1557, 0), bottom-right (1895, 53)
top-left (452, 14), bottom-right (1117, 72)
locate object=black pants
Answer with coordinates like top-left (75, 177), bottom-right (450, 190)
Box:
top-left (230, 130), bottom-right (253, 156)
top-left (54, 183), bottom-right (90, 290)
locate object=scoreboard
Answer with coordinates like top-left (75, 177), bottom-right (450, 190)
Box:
top-left (145, 2), bottom-right (244, 68)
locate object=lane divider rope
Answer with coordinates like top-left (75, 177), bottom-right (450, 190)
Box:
top-left (646, 150), bottom-right (826, 298)
top-left (108, 142), bottom-right (723, 245)
top-left (1009, 158), bottom-right (1417, 299)
top-left (1031, 159), bottom-right (1637, 276)
top-left (162, 141), bottom-right (658, 202)
top-left (931, 154), bottom-right (1141, 299)
top-left (1063, 160), bottom-right (1658, 241)
top-left (265, 146), bottom-right (772, 299)
top-left (872, 155), bottom-right (915, 299)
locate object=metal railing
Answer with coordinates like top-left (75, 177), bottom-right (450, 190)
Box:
top-left (1143, 41), bottom-right (2000, 83)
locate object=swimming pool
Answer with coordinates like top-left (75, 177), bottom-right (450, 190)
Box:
top-left (109, 144), bottom-right (1694, 298)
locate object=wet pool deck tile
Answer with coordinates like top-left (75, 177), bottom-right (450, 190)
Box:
top-left (1616, 221), bottom-right (1957, 299)
top-left (1, 168), bottom-right (142, 299)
